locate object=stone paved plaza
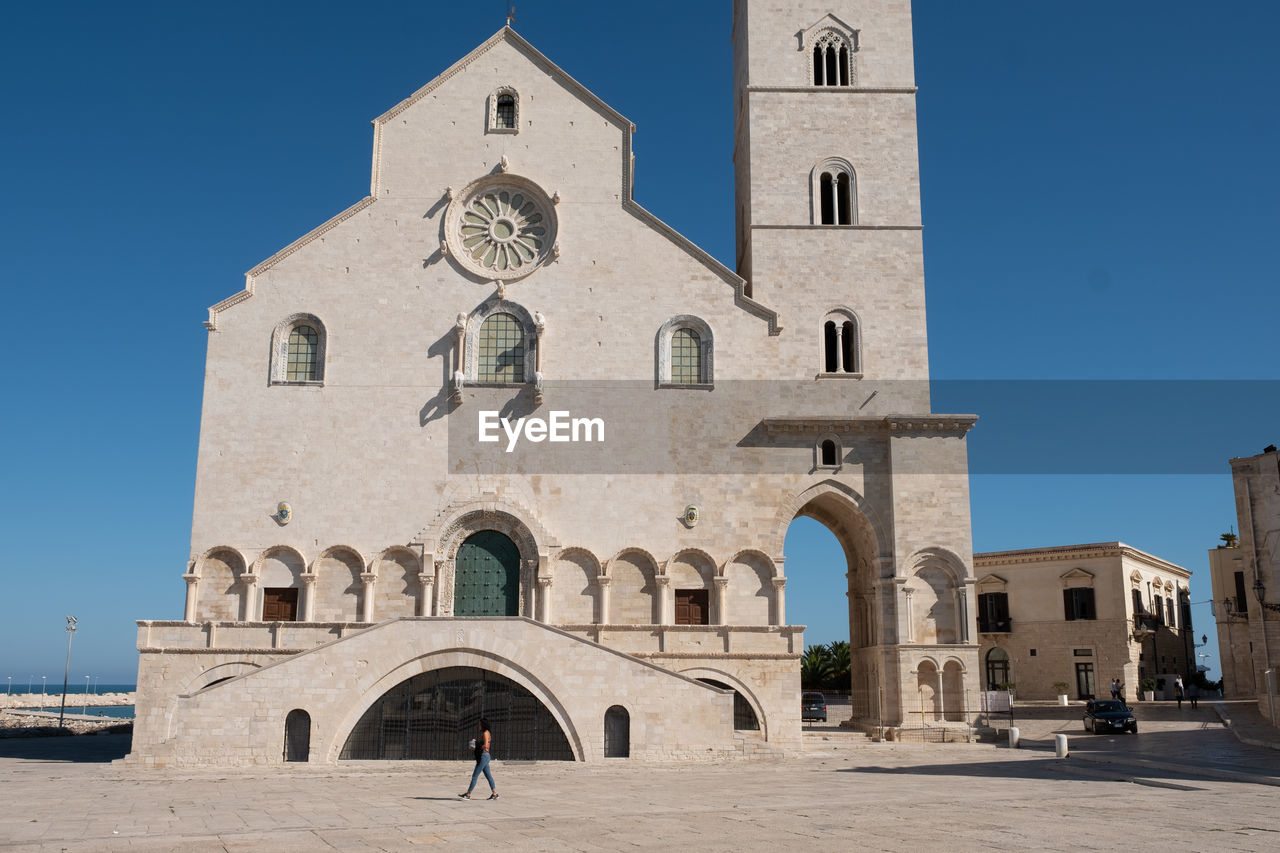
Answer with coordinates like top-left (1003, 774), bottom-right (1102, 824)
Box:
top-left (2, 702), bottom-right (1278, 852)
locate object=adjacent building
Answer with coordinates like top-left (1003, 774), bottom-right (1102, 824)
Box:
top-left (975, 543), bottom-right (1192, 701)
top-left (1211, 447), bottom-right (1280, 726)
top-left (129, 1), bottom-right (985, 766)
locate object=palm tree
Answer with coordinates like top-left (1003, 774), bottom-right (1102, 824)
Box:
top-left (826, 640), bottom-right (851, 691)
top-left (801, 645), bottom-right (833, 689)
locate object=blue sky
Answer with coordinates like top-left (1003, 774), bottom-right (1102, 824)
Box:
top-left (1, 1), bottom-right (1276, 686)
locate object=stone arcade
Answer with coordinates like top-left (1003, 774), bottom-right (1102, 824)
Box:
top-left (130, 0), bottom-right (980, 766)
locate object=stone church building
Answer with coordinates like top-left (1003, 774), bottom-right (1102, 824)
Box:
top-left (130, 0), bottom-right (980, 765)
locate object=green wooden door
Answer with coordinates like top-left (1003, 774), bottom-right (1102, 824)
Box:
top-left (454, 530), bottom-right (520, 616)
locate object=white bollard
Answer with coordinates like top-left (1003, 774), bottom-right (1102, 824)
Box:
top-left (1008, 726), bottom-right (1020, 748)
top-left (1055, 734), bottom-right (1069, 758)
top-left (1058, 694), bottom-right (1069, 706)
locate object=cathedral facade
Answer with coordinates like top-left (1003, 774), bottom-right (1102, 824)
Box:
top-left (130, 0), bottom-right (980, 766)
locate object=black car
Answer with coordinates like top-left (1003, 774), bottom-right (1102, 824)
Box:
top-left (802, 692), bottom-right (827, 722)
top-left (1082, 699), bottom-right (1137, 734)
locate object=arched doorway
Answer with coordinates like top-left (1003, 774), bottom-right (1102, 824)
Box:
top-left (784, 487), bottom-right (881, 725)
top-left (604, 706), bottom-right (630, 757)
top-left (339, 666), bottom-right (573, 760)
top-left (284, 709), bottom-right (310, 762)
top-left (455, 531), bottom-right (520, 617)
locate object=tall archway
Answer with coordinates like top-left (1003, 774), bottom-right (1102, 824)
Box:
top-left (782, 484), bottom-right (883, 726)
top-left (339, 667), bottom-right (573, 761)
top-left (455, 531), bottom-right (520, 616)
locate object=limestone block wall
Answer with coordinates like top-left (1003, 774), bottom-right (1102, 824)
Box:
top-left (131, 618), bottom-right (744, 767)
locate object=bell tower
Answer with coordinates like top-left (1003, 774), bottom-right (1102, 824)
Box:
top-left (732, 0), bottom-right (929, 384)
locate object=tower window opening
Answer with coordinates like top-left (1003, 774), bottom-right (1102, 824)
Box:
top-left (820, 440), bottom-right (838, 466)
top-left (840, 321), bottom-right (855, 370)
top-left (839, 46), bottom-right (849, 86)
top-left (836, 172), bottom-right (851, 225)
top-left (824, 44), bottom-right (838, 87)
top-left (823, 321), bottom-right (839, 372)
top-left (820, 173), bottom-right (835, 224)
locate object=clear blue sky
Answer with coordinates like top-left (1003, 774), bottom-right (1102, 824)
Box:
top-left (2, 2), bottom-right (1276, 687)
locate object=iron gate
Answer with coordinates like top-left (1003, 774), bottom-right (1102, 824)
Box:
top-left (339, 667), bottom-right (574, 760)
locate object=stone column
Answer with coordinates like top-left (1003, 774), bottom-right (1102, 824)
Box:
top-left (418, 572), bottom-right (435, 617)
top-left (522, 559), bottom-right (538, 618)
top-left (301, 573), bottom-right (317, 621)
top-left (596, 576), bottom-right (610, 624)
top-left (771, 578), bottom-right (787, 626)
top-left (903, 588), bottom-right (915, 643)
top-left (360, 572), bottom-right (376, 622)
top-left (183, 573), bottom-right (199, 622)
top-left (538, 577), bottom-right (553, 623)
top-left (241, 574), bottom-right (259, 621)
top-left (654, 575), bottom-right (671, 625)
top-left (714, 577), bottom-right (730, 626)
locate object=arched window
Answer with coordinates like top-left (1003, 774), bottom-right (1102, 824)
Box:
top-left (817, 437), bottom-right (841, 468)
top-left (985, 648), bottom-right (1010, 691)
top-left (286, 325), bottom-right (318, 381)
top-left (811, 160), bottom-right (856, 225)
top-left (461, 300), bottom-right (540, 392)
top-left (478, 312), bottom-right (524, 383)
top-left (487, 87), bottom-right (519, 134)
top-left (811, 31), bottom-right (851, 87)
top-left (656, 315), bottom-right (713, 387)
top-left (604, 705), bottom-right (630, 758)
top-left (270, 314), bottom-right (326, 385)
top-left (496, 94), bottom-right (516, 129)
top-left (820, 310), bottom-right (861, 375)
top-left (671, 329), bottom-right (701, 384)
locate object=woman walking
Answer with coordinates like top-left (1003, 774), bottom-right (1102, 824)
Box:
top-left (459, 718), bottom-right (498, 800)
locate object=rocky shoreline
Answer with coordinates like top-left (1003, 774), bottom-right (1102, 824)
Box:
top-left (0, 693), bottom-right (135, 738)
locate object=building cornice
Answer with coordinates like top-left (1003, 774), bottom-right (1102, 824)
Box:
top-left (974, 542), bottom-right (1191, 578)
top-left (760, 414), bottom-right (977, 437)
top-left (747, 86), bottom-right (918, 95)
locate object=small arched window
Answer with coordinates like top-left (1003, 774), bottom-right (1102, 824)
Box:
top-left (487, 87), bottom-right (520, 134)
top-left (478, 312), bottom-right (525, 383)
top-left (812, 30), bottom-right (852, 87)
top-left (821, 310), bottom-right (861, 376)
top-left (819, 439), bottom-right (839, 467)
top-left (656, 316), bottom-right (713, 387)
top-left (270, 314), bottom-right (326, 385)
top-left (985, 648), bottom-right (1011, 691)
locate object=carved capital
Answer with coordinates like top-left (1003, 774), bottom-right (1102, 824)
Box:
top-left (771, 577), bottom-right (787, 590)
top-left (419, 572), bottom-right (435, 586)
top-left (654, 575), bottom-right (671, 587)
top-left (595, 575), bottom-right (611, 587)
top-left (301, 573), bottom-right (317, 586)
top-left (183, 573), bottom-right (199, 586)
top-left (714, 577), bottom-right (730, 589)
top-left (360, 572), bottom-right (377, 585)
top-left (537, 577), bottom-right (553, 588)
top-left (241, 574), bottom-right (259, 587)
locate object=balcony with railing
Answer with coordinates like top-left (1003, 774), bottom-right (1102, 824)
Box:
top-left (1133, 613), bottom-right (1161, 632)
top-left (977, 617), bottom-right (1012, 634)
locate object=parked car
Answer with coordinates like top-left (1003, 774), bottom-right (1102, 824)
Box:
top-left (1082, 699), bottom-right (1137, 734)
top-left (802, 692), bottom-right (827, 722)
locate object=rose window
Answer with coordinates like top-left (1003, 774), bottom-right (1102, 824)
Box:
top-left (446, 176), bottom-right (558, 281)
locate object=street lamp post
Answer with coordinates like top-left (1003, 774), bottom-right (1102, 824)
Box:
top-left (41, 676), bottom-right (46, 710)
top-left (6, 677), bottom-right (10, 695)
top-left (1252, 578), bottom-right (1278, 725)
top-left (82, 675), bottom-right (90, 715)
top-left (57, 617), bottom-right (76, 729)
